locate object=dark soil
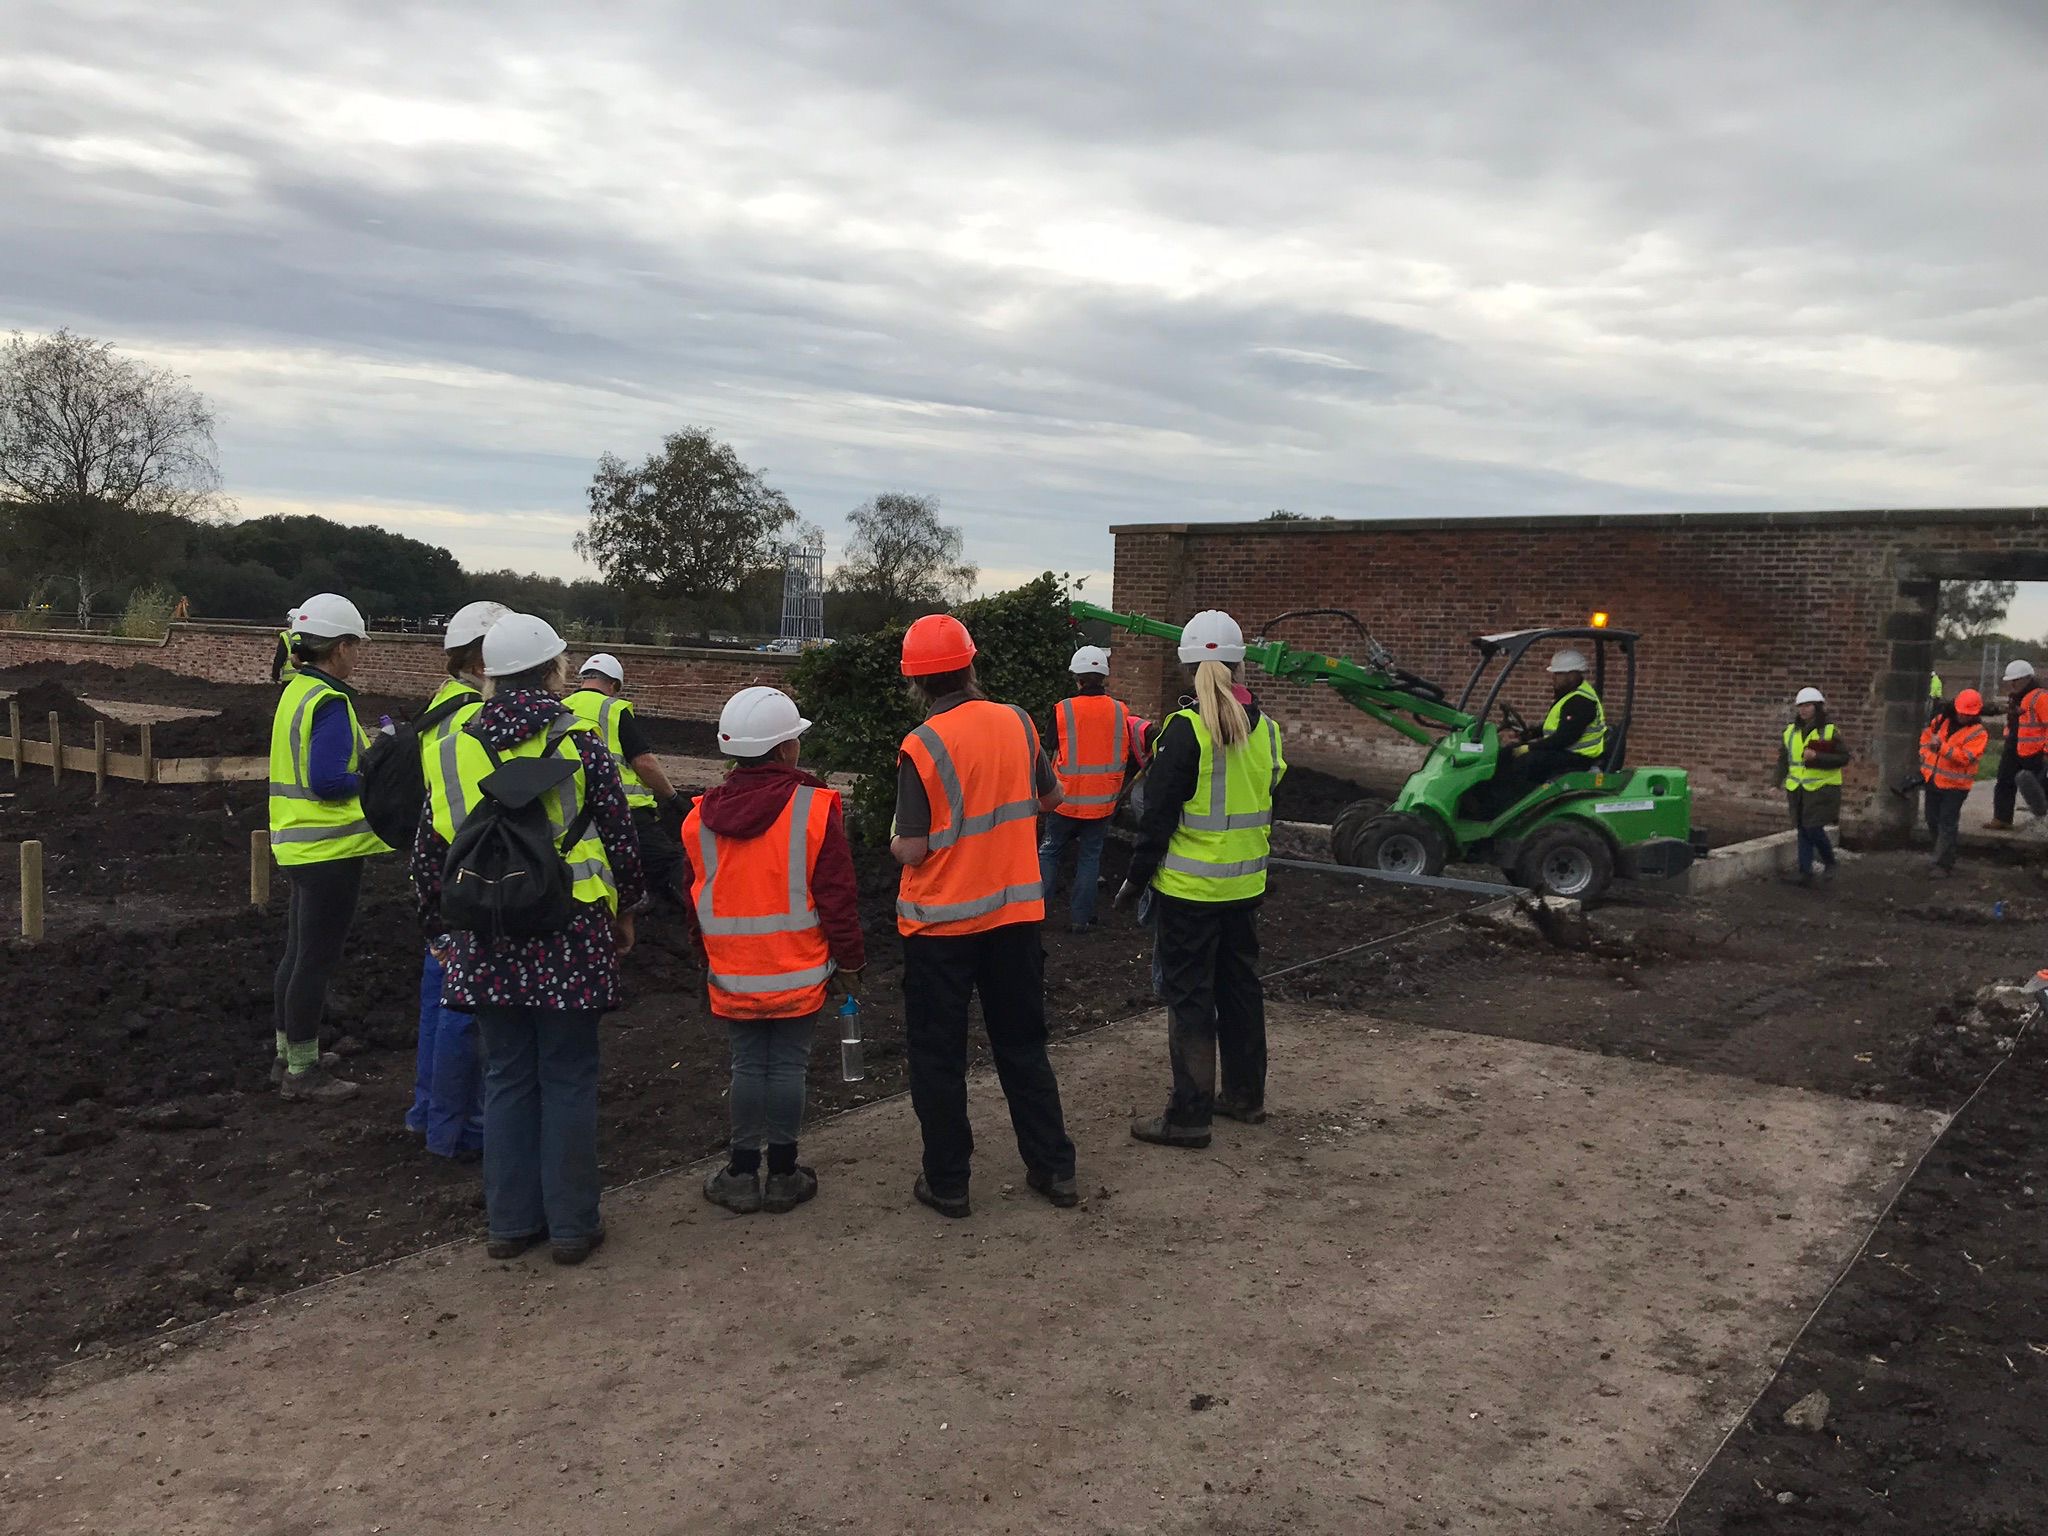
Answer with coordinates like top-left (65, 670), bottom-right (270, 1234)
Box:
top-left (1272, 763), bottom-right (1383, 823)
top-left (7, 681), bottom-right (121, 738)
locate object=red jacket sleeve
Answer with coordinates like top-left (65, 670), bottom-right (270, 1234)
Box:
top-left (810, 796), bottom-right (867, 972)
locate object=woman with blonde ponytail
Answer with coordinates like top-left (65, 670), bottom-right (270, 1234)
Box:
top-left (1113, 610), bottom-right (1287, 1149)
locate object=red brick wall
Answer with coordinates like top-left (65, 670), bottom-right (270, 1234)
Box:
top-left (1108, 510), bottom-right (2048, 833)
top-left (0, 624), bottom-right (798, 724)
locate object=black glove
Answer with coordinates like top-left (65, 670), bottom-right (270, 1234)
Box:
top-left (1112, 879), bottom-right (1142, 911)
top-left (657, 794), bottom-right (686, 836)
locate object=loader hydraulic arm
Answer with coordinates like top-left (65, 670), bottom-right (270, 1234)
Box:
top-left (1069, 601), bottom-right (1475, 749)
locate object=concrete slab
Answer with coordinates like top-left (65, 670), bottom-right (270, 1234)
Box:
top-left (0, 1009), bottom-right (1938, 1536)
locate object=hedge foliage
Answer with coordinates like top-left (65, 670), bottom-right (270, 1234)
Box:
top-left (792, 572), bottom-right (1078, 841)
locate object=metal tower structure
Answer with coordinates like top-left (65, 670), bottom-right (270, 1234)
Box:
top-left (779, 532), bottom-right (826, 642)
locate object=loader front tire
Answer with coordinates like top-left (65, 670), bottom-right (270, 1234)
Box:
top-left (1341, 812), bottom-right (1447, 880)
top-left (1513, 822), bottom-right (1614, 902)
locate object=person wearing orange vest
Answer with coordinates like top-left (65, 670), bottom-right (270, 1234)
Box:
top-left (1986, 659), bottom-right (2048, 829)
top-left (1037, 644), bottom-right (1135, 933)
top-left (686, 687), bottom-right (866, 1216)
top-left (1926, 688), bottom-right (1989, 876)
top-left (890, 614), bottom-right (1077, 1218)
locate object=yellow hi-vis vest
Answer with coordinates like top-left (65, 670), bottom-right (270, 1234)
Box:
top-left (267, 672), bottom-right (392, 866)
top-left (565, 687), bottom-right (654, 810)
top-left (1545, 682), bottom-right (1608, 760)
top-left (1783, 723), bottom-right (1843, 792)
top-left (424, 712), bottom-right (619, 915)
top-left (1151, 708), bottom-right (1286, 903)
top-left (277, 630), bottom-right (299, 681)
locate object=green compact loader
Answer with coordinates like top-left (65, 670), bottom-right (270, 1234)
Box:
top-left (1071, 601), bottom-right (1694, 901)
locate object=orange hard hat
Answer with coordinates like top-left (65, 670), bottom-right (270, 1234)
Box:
top-left (900, 613), bottom-right (977, 677)
top-left (1956, 688), bottom-right (1983, 714)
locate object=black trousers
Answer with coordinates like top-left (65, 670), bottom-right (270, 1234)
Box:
top-left (633, 804), bottom-right (686, 905)
top-left (274, 856), bottom-right (365, 1045)
top-left (1991, 738), bottom-right (2041, 822)
top-left (902, 921), bottom-right (1075, 1196)
top-left (1154, 893), bottom-right (1267, 1125)
top-left (1926, 786), bottom-right (1968, 869)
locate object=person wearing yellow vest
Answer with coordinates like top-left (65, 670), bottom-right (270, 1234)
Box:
top-left (688, 687), bottom-right (866, 1216)
top-left (1038, 644), bottom-right (1134, 933)
top-left (267, 593), bottom-right (391, 1104)
top-left (270, 617), bottom-right (299, 683)
top-left (1503, 648), bottom-right (1607, 798)
top-left (890, 614), bottom-right (1077, 1217)
top-left (1777, 686), bottom-right (1849, 888)
top-left (566, 653), bottom-right (686, 904)
top-left (405, 600), bottom-right (506, 1159)
top-left (1924, 688), bottom-right (1988, 878)
top-left (412, 613), bottom-right (647, 1265)
top-left (1113, 609), bottom-right (1286, 1148)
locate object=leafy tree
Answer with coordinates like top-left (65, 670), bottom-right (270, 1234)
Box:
top-left (573, 429), bottom-right (795, 614)
top-left (1938, 580), bottom-right (2016, 644)
top-left (0, 329), bottom-right (223, 624)
top-left (174, 514), bottom-right (467, 622)
top-left (829, 493), bottom-right (976, 624)
top-left (793, 573), bottom-right (1077, 840)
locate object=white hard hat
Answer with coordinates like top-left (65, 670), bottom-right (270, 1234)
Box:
top-left (717, 685), bottom-right (811, 756)
top-left (1547, 648), bottom-right (1589, 674)
top-left (482, 612), bottom-right (567, 677)
top-left (2004, 658), bottom-right (2035, 682)
top-left (580, 652), bottom-right (626, 684)
top-left (1795, 686), bottom-right (1825, 706)
top-left (1069, 645), bottom-right (1110, 676)
top-left (1177, 610), bottom-right (1245, 665)
top-left (289, 593), bottom-right (367, 641)
top-left (443, 600), bottom-right (509, 651)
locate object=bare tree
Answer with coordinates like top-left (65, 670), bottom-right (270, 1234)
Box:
top-left (830, 493), bottom-right (976, 621)
top-left (0, 330), bottom-right (223, 624)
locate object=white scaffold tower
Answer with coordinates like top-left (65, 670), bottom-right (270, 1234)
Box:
top-left (779, 532), bottom-right (826, 643)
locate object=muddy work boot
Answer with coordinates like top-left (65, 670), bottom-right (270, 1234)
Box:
top-left (551, 1228), bottom-right (606, 1266)
top-left (279, 1064), bottom-right (360, 1104)
top-left (271, 1051), bottom-right (340, 1087)
top-left (762, 1166), bottom-right (819, 1214)
top-left (914, 1174), bottom-right (971, 1219)
top-left (1983, 818), bottom-right (2015, 831)
top-left (703, 1164), bottom-right (763, 1215)
top-left (1025, 1168), bottom-right (1079, 1208)
top-left (486, 1230), bottom-right (547, 1261)
top-left (1130, 1114), bottom-right (1212, 1149)
top-left (1213, 1096), bottom-right (1269, 1125)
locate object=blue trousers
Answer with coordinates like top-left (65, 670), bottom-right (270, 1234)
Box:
top-left (407, 950), bottom-right (484, 1157)
top-left (477, 1005), bottom-right (603, 1245)
top-left (1038, 815), bottom-right (1109, 928)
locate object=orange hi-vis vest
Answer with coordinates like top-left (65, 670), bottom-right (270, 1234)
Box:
top-left (897, 701), bottom-right (1046, 936)
top-left (2015, 688), bottom-right (2048, 758)
top-left (683, 784), bottom-right (837, 1019)
top-left (1919, 717), bottom-right (1944, 781)
top-left (1932, 720), bottom-right (1988, 791)
top-left (1052, 693), bottom-right (1130, 820)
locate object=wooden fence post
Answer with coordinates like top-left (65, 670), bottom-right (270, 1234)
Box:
top-left (93, 720), bottom-right (107, 795)
top-left (20, 840), bottom-right (43, 942)
top-left (7, 700), bottom-right (18, 779)
top-left (250, 830), bottom-right (271, 909)
top-left (139, 722), bottom-right (156, 784)
top-left (48, 714), bottom-right (61, 786)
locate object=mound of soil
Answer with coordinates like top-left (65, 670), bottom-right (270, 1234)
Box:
top-left (637, 714), bottom-right (721, 757)
top-left (1273, 764), bottom-right (1383, 823)
top-left (5, 681), bottom-right (120, 738)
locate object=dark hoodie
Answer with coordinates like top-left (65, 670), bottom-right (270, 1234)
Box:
top-left (686, 761), bottom-right (866, 974)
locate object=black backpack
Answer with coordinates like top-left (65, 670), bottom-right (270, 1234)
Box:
top-left (440, 725), bottom-right (596, 942)
top-left (360, 692), bottom-right (477, 851)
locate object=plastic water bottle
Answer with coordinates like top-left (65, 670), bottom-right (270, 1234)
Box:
top-left (377, 713), bottom-right (396, 737)
top-left (1994, 900), bottom-right (2008, 920)
top-left (838, 996), bottom-right (865, 1083)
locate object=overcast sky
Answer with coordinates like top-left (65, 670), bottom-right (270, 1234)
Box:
top-left (4, 2), bottom-right (2045, 613)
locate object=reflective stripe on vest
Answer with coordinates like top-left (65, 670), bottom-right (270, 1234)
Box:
top-left (420, 678), bottom-right (483, 763)
top-left (1054, 695), bottom-right (1129, 818)
top-left (565, 689), bottom-right (654, 809)
top-left (1544, 682), bottom-right (1607, 760)
top-left (425, 712), bottom-right (618, 913)
top-left (1151, 709), bottom-right (1285, 904)
top-left (1782, 723), bottom-right (1842, 792)
top-left (1919, 720), bottom-right (1943, 777)
top-left (267, 672), bottom-right (391, 865)
top-left (1932, 721), bottom-right (1988, 791)
top-left (896, 701), bottom-right (1046, 936)
top-left (686, 784), bottom-right (836, 1016)
top-left (2017, 689), bottom-right (2048, 758)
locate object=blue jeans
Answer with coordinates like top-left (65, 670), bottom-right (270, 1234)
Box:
top-left (728, 1014), bottom-right (815, 1149)
top-left (407, 950), bottom-right (483, 1157)
top-left (1038, 815), bottom-right (1109, 928)
top-left (477, 1006), bottom-right (603, 1244)
top-left (1795, 824), bottom-right (1835, 874)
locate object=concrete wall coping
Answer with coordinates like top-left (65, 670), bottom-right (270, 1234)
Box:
top-left (0, 622), bottom-right (799, 669)
top-left (1109, 507), bottom-right (2048, 537)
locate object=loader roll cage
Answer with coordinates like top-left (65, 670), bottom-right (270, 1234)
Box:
top-left (1459, 626), bottom-right (1638, 774)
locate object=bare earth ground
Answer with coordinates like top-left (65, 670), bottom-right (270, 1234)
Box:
top-left (0, 1007), bottom-right (1935, 1536)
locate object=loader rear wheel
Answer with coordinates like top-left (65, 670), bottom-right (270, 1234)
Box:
top-left (1341, 812), bottom-right (1447, 880)
top-left (1514, 822), bottom-right (1614, 901)
top-left (1329, 796), bottom-right (1388, 861)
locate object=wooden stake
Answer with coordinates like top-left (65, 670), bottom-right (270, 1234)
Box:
top-left (48, 713), bottom-right (61, 786)
top-left (20, 840), bottom-right (42, 943)
top-left (250, 829), bottom-right (271, 909)
top-left (93, 720), bottom-right (107, 795)
top-left (139, 722), bottom-right (156, 784)
top-left (7, 699), bottom-right (18, 779)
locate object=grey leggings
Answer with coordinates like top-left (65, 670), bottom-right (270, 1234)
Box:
top-left (274, 857), bottom-right (365, 1046)
top-left (728, 1014), bottom-right (816, 1149)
